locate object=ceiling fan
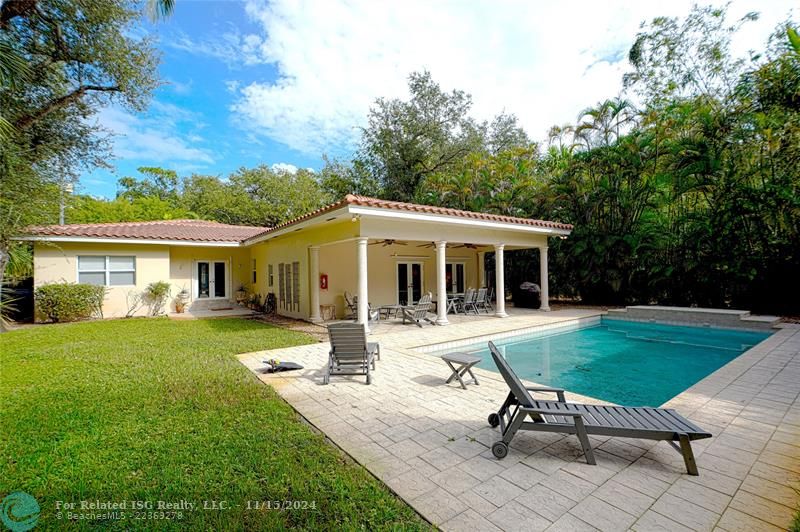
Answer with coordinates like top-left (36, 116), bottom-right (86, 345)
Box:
top-left (417, 242), bottom-right (482, 249)
top-left (370, 239), bottom-right (408, 247)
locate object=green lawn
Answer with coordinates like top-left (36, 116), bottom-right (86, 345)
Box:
top-left (0, 318), bottom-right (429, 530)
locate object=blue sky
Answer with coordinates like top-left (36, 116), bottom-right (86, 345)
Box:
top-left (84, 1), bottom-right (326, 197)
top-left (81, 0), bottom-right (797, 198)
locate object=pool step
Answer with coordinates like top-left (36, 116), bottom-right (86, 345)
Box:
top-left (606, 305), bottom-right (780, 331)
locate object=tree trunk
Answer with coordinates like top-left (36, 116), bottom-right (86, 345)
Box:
top-left (0, 242), bottom-right (9, 332)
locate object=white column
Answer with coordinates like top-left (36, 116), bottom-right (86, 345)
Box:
top-left (477, 251), bottom-right (486, 287)
top-left (540, 245), bottom-right (550, 311)
top-left (309, 246), bottom-right (321, 322)
top-left (356, 237), bottom-right (370, 331)
top-left (494, 244), bottom-right (508, 318)
top-left (435, 241), bottom-right (449, 325)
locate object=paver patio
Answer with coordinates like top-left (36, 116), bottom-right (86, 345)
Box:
top-left (238, 310), bottom-right (800, 531)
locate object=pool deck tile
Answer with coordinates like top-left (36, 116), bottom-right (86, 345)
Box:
top-left (238, 310), bottom-right (800, 531)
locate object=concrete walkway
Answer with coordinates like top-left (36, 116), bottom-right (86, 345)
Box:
top-left (238, 311), bottom-right (800, 531)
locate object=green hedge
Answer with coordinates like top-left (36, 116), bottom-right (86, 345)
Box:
top-left (35, 283), bottom-right (106, 323)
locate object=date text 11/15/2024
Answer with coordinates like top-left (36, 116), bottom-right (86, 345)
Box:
top-left (247, 500), bottom-right (317, 511)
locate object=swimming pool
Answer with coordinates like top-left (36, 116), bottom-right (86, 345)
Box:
top-left (447, 318), bottom-right (771, 407)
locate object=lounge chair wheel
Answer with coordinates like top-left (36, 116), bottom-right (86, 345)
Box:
top-left (488, 413), bottom-right (500, 428)
top-left (491, 441), bottom-right (509, 459)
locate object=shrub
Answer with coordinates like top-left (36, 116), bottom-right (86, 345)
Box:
top-left (35, 283), bottom-right (106, 323)
top-left (144, 281), bottom-right (171, 316)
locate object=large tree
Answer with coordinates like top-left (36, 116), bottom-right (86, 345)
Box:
top-left (359, 71), bottom-right (484, 201)
top-left (0, 0), bottom-right (159, 289)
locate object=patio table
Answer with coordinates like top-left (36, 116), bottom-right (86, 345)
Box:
top-left (446, 294), bottom-right (464, 314)
top-left (379, 304), bottom-right (404, 319)
top-left (441, 352), bottom-right (481, 389)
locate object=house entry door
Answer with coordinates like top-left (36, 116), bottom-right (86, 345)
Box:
top-left (197, 260), bottom-right (227, 299)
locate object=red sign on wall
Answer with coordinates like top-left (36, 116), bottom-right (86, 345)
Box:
top-left (320, 273), bottom-right (328, 290)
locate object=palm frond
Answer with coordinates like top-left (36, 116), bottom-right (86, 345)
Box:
top-left (146, 0), bottom-right (176, 21)
top-left (0, 40), bottom-right (33, 87)
top-left (0, 115), bottom-right (14, 141)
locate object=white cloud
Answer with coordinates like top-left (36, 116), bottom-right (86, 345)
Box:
top-left (168, 30), bottom-right (269, 67)
top-left (229, 0), bottom-right (797, 155)
top-left (270, 162), bottom-right (298, 173)
top-left (98, 106), bottom-right (214, 166)
top-left (167, 78), bottom-right (193, 95)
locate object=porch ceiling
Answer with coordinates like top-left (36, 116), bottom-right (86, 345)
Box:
top-left (358, 216), bottom-right (551, 249)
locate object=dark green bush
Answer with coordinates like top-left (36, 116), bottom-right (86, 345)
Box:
top-left (35, 283), bottom-right (107, 323)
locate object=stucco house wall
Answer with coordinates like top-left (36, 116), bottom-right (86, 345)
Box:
top-left (34, 242), bottom-right (171, 319)
top-left (248, 219), bottom-right (359, 319)
top-left (168, 245), bottom-right (251, 310)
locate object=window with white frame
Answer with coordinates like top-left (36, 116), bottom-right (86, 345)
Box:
top-left (252, 259), bottom-right (257, 284)
top-left (268, 264), bottom-right (273, 287)
top-left (78, 256), bottom-right (136, 286)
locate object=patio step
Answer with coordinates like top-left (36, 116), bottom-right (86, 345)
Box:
top-left (188, 299), bottom-right (236, 311)
top-left (606, 305), bottom-right (780, 330)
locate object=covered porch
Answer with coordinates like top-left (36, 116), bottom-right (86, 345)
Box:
top-left (307, 210), bottom-right (566, 330)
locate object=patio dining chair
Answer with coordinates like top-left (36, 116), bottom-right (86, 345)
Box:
top-left (484, 287), bottom-right (494, 312)
top-left (461, 288), bottom-right (479, 314)
top-left (474, 288), bottom-right (489, 314)
top-left (445, 294), bottom-right (462, 314)
top-left (324, 322), bottom-right (380, 385)
top-left (402, 292), bottom-right (435, 327)
top-left (344, 291), bottom-right (358, 319)
top-left (352, 295), bottom-right (380, 323)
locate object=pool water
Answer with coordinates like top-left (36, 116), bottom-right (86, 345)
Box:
top-left (459, 319), bottom-right (771, 407)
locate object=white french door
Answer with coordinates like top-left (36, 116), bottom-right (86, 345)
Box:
top-left (196, 260), bottom-right (227, 299)
top-left (396, 262), bottom-right (424, 305)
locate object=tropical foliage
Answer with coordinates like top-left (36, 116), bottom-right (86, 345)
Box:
top-left (6, 5), bottom-right (799, 315)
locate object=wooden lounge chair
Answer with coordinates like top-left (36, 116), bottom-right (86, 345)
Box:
top-left (486, 342), bottom-right (712, 475)
top-left (324, 322), bottom-right (380, 385)
top-left (402, 292), bottom-right (435, 327)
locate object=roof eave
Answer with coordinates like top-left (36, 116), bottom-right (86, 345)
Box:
top-left (18, 235), bottom-right (245, 247)
top-left (347, 205), bottom-right (573, 236)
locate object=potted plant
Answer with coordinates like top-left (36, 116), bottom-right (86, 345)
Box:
top-left (247, 292), bottom-right (262, 311)
top-left (235, 284), bottom-right (249, 305)
top-left (174, 287), bottom-right (190, 313)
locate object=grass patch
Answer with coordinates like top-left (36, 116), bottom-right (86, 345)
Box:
top-left (0, 318), bottom-right (429, 530)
